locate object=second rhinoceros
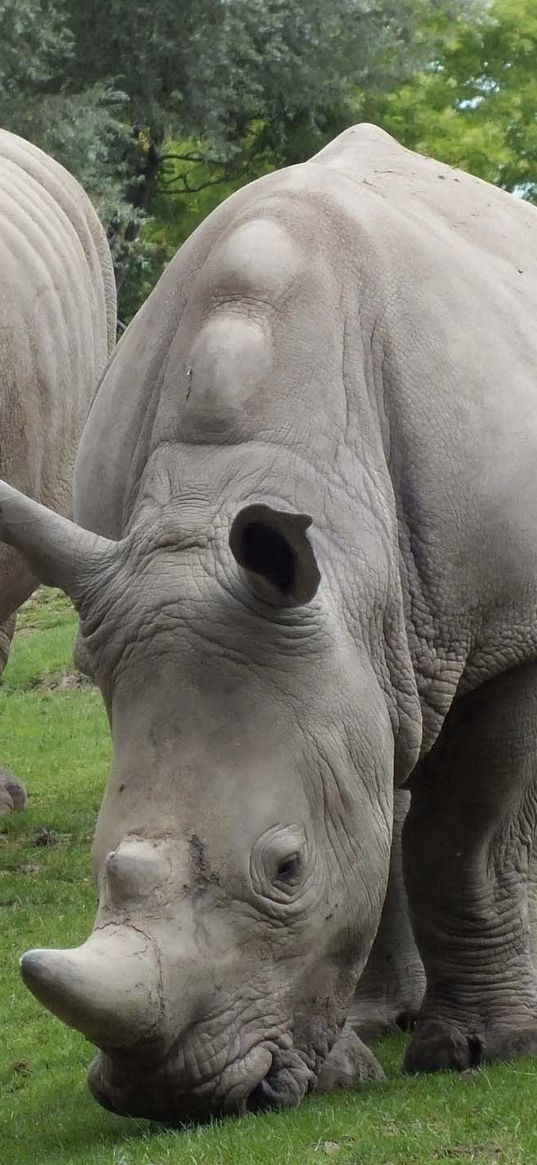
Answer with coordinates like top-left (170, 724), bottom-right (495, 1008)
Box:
top-left (0, 128), bottom-right (116, 812)
top-left (0, 129), bottom-right (116, 667)
top-left (2, 123), bottom-right (537, 1121)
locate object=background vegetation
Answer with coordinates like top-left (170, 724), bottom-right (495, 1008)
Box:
top-left (1, 0), bottom-right (535, 321)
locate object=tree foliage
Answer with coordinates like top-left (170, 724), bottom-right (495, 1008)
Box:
top-left (375, 0), bottom-right (537, 197)
top-left (1, 0), bottom-right (533, 319)
top-left (0, 0), bottom-right (72, 110)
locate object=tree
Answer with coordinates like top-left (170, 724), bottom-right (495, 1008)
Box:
top-left (0, 0), bottom-right (136, 276)
top-left (63, 0), bottom-right (483, 189)
top-left (373, 0), bottom-right (537, 199)
top-left (0, 0), bottom-right (489, 317)
top-left (0, 0), bottom-right (72, 120)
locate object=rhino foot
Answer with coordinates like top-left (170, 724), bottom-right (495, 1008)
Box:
top-left (348, 981), bottom-right (424, 1043)
top-left (405, 1017), bottom-right (537, 1073)
top-left (316, 1027), bottom-right (385, 1093)
top-left (0, 769), bottom-right (28, 817)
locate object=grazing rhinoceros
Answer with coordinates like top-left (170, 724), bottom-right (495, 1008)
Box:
top-left (2, 122), bottom-right (537, 1120)
top-left (0, 129), bottom-right (116, 810)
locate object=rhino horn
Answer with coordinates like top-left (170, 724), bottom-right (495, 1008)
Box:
top-left (0, 480), bottom-right (118, 601)
top-left (20, 927), bottom-right (161, 1049)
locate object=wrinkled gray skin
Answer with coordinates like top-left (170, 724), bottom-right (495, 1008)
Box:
top-left (0, 129), bottom-right (116, 811)
top-left (351, 789), bottom-right (424, 1041)
top-left (3, 124), bottom-right (537, 1121)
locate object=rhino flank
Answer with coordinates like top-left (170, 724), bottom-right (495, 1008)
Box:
top-left (2, 123), bottom-right (537, 1120)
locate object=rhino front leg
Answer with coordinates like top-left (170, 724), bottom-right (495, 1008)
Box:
top-left (528, 833), bottom-right (537, 969)
top-left (0, 613), bottom-right (16, 675)
top-left (316, 1026), bottom-right (385, 1091)
top-left (349, 788), bottom-right (425, 1042)
top-left (404, 661), bottom-right (537, 1073)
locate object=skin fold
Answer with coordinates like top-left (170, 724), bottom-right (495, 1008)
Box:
top-left (2, 123), bottom-right (537, 1120)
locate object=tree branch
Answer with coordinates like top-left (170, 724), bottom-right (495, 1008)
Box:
top-left (158, 173), bottom-right (234, 195)
top-left (160, 152), bottom-right (226, 167)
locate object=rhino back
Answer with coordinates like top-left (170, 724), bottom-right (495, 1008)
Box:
top-left (0, 129), bottom-right (115, 516)
top-left (74, 124), bottom-right (537, 728)
top-left (74, 136), bottom-right (390, 537)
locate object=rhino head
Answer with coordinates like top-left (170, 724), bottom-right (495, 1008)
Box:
top-left (0, 482), bottom-right (397, 1121)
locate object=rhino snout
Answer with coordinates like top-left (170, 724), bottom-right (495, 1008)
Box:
top-left (87, 1042), bottom-right (305, 1123)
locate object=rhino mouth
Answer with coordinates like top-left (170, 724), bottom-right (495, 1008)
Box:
top-left (88, 1042), bottom-right (312, 1123)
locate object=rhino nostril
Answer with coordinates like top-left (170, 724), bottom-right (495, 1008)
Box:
top-left (247, 1076), bottom-right (281, 1112)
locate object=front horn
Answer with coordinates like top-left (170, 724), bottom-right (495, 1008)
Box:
top-left (20, 926), bottom-right (161, 1048)
top-left (0, 480), bottom-right (118, 602)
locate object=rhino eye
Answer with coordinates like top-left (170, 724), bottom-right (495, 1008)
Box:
top-left (276, 852), bottom-right (301, 883)
top-left (251, 825), bottom-right (307, 904)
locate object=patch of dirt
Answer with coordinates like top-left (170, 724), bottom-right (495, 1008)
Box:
top-left (36, 671), bottom-right (94, 692)
top-left (7, 1059), bottom-right (33, 1092)
top-left (314, 1138), bottom-right (362, 1157)
top-left (433, 1145), bottom-right (504, 1162)
top-left (188, 832), bottom-right (222, 889)
top-left (19, 587), bottom-right (72, 613)
top-left (16, 587), bottom-right (74, 631)
top-left (33, 828), bottom-right (59, 847)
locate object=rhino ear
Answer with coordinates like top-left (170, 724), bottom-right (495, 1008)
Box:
top-left (229, 504), bottom-right (321, 606)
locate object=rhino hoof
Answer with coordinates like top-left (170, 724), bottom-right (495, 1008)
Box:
top-left (404, 1021), bottom-right (482, 1073)
top-left (0, 769), bottom-right (28, 817)
top-left (406, 1016), bottom-right (537, 1073)
top-left (316, 1027), bottom-right (385, 1092)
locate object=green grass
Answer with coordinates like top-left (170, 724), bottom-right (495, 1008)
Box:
top-left (2, 593), bottom-right (537, 1164)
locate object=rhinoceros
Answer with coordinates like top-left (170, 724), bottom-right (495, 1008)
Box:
top-left (0, 129), bottom-right (115, 810)
top-left (2, 122), bottom-right (537, 1120)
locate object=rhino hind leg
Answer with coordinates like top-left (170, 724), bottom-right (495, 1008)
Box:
top-left (404, 661), bottom-right (537, 1073)
top-left (0, 622), bottom-right (29, 818)
top-left (0, 546), bottom-right (39, 676)
top-left (316, 1026), bottom-right (385, 1092)
top-left (0, 551), bottom-right (38, 808)
top-left (349, 788), bottom-right (425, 1043)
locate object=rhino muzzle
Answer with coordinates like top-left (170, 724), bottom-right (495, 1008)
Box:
top-left (19, 836), bottom-right (314, 1121)
top-left (86, 1039), bottom-right (307, 1123)
top-left (86, 1045), bottom-right (288, 1123)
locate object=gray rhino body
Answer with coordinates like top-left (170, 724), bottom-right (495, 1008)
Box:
top-left (4, 124), bottom-right (537, 1119)
top-left (0, 129), bottom-right (115, 671)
